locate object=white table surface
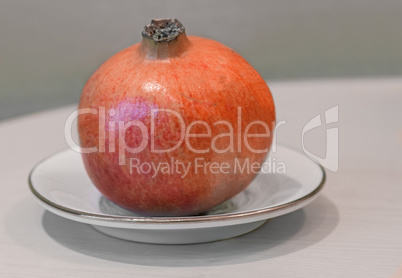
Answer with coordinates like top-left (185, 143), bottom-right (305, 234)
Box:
top-left (1, 78), bottom-right (401, 278)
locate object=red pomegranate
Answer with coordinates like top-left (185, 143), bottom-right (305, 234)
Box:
top-left (78, 19), bottom-right (275, 216)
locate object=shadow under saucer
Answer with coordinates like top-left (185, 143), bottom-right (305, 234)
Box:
top-left (41, 195), bottom-right (339, 267)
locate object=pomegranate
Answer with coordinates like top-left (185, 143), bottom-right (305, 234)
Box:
top-left (78, 19), bottom-right (275, 216)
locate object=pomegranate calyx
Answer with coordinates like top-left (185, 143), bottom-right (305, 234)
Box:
top-left (142, 18), bottom-right (185, 43)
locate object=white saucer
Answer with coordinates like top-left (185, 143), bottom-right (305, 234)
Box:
top-left (29, 145), bottom-right (325, 244)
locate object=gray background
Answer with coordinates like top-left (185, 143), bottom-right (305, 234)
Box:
top-left (1, 0), bottom-right (401, 121)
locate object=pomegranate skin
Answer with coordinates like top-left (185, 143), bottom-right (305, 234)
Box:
top-left (78, 22), bottom-right (275, 216)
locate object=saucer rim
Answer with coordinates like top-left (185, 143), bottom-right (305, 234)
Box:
top-left (28, 145), bottom-right (326, 226)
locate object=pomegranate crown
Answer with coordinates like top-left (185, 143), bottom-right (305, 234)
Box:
top-left (142, 18), bottom-right (185, 43)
